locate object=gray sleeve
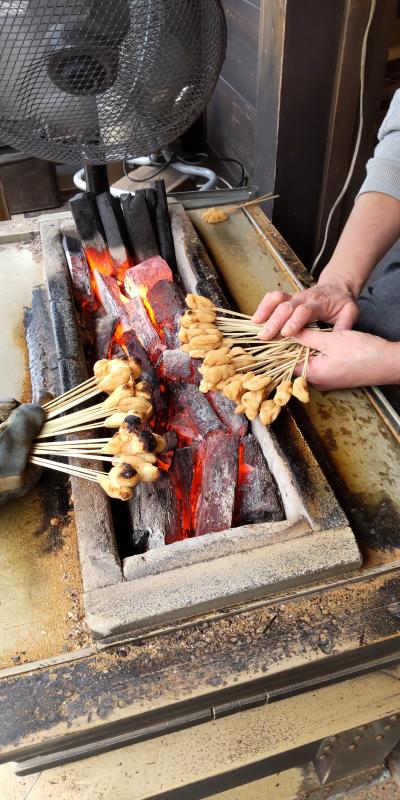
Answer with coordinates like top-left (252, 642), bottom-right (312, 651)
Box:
top-left (358, 89), bottom-right (400, 200)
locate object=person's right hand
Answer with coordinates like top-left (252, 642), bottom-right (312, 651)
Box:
top-left (252, 280), bottom-right (359, 340)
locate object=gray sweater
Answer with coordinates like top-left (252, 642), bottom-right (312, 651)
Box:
top-left (359, 89), bottom-right (400, 199)
top-left (356, 90), bottom-right (400, 341)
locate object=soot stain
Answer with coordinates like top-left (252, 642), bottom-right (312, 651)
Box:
top-left (34, 471), bottom-right (71, 554)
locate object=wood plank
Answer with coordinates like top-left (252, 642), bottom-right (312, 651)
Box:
top-left (220, 0), bottom-right (260, 108)
top-left (0, 569), bottom-right (399, 761)
top-left (6, 667), bottom-right (400, 793)
top-left (253, 0), bottom-right (286, 196)
top-left (207, 78), bottom-right (256, 176)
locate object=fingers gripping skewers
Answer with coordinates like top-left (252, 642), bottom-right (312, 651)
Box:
top-left (178, 294), bottom-right (317, 426)
top-left (28, 357), bottom-right (167, 500)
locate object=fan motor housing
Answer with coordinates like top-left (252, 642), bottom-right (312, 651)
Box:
top-left (48, 48), bottom-right (119, 96)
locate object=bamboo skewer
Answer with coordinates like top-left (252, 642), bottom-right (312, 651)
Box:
top-left (45, 388), bottom-right (102, 419)
top-left (220, 192), bottom-right (279, 213)
top-left (215, 308), bottom-right (252, 319)
top-left (42, 377), bottom-right (97, 410)
top-left (32, 438), bottom-right (110, 449)
top-left (29, 456), bottom-right (104, 482)
top-left (35, 421), bottom-right (109, 439)
top-left (203, 193), bottom-right (280, 223)
top-left (30, 450), bottom-right (117, 464)
top-left (39, 404), bottom-right (117, 432)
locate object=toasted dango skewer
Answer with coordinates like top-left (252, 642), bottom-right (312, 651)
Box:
top-left (43, 357), bottom-right (142, 418)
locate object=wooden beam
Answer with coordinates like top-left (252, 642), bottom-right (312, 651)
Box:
top-left (253, 0), bottom-right (287, 200)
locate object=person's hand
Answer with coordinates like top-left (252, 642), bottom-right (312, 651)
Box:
top-left (294, 329), bottom-right (400, 392)
top-left (253, 281), bottom-right (359, 340)
top-left (0, 403), bottom-right (45, 506)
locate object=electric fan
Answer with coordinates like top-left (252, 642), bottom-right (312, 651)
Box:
top-left (0, 0), bottom-right (226, 189)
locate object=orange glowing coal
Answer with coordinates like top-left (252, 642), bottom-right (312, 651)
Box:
top-left (237, 442), bottom-right (254, 484)
top-left (190, 446), bottom-right (204, 532)
top-left (129, 283), bottom-right (165, 341)
top-left (85, 246), bottom-right (114, 277)
top-left (115, 260), bottom-right (131, 284)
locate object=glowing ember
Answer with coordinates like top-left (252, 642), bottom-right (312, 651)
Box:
top-left (115, 260), bottom-right (132, 283)
top-left (237, 442), bottom-right (254, 483)
top-left (85, 246), bottom-right (114, 277)
top-left (190, 444), bottom-right (204, 532)
top-left (128, 283), bottom-right (165, 341)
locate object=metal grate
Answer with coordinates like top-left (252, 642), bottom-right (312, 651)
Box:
top-left (0, 0), bottom-right (226, 163)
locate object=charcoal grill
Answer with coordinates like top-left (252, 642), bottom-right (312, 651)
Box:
top-left (0, 201), bottom-right (399, 787)
top-left (23, 199), bottom-right (362, 639)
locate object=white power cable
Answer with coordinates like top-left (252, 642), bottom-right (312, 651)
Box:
top-left (311, 0), bottom-right (377, 275)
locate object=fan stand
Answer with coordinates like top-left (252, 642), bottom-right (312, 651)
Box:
top-left (84, 164), bottom-right (109, 194)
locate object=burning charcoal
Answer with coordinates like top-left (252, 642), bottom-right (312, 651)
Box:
top-left (195, 433), bottom-right (240, 536)
top-left (151, 179), bottom-right (178, 273)
top-left (122, 331), bottom-right (167, 419)
top-left (234, 435), bottom-right (284, 526)
top-left (122, 330), bottom-right (156, 387)
top-left (147, 280), bottom-right (185, 348)
top-left (96, 192), bottom-right (131, 279)
top-left (162, 429), bottom-right (179, 451)
top-left (144, 189), bottom-right (159, 246)
top-left (128, 473), bottom-right (178, 550)
top-left (62, 234), bottom-right (96, 311)
top-left (90, 271), bottom-right (135, 335)
top-left (124, 256), bottom-right (173, 295)
top-left (94, 313), bottom-right (119, 360)
top-left (69, 192), bottom-right (114, 276)
top-left (110, 341), bottom-right (128, 359)
top-left (129, 295), bottom-right (165, 364)
top-left (168, 411), bottom-right (198, 444)
top-left (168, 447), bottom-right (194, 542)
top-left (207, 391), bottom-right (248, 436)
top-left (160, 350), bottom-right (192, 382)
top-left (120, 192), bottom-right (159, 263)
top-left (170, 383), bottom-right (226, 441)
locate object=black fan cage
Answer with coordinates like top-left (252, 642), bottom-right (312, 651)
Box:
top-left (0, 0), bottom-right (226, 163)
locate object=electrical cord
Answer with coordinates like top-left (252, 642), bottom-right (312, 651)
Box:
top-left (122, 153), bottom-right (175, 183)
top-left (310, 0), bottom-right (377, 275)
top-left (123, 149), bottom-right (247, 188)
top-left (215, 156), bottom-right (246, 188)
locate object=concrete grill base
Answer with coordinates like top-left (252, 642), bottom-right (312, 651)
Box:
top-left (35, 207), bottom-right (361, 639)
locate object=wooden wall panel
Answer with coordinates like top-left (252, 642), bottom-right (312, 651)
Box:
top-left (207, 0), bottom-right (260, 182)
top-left (254, 0), bottom-right (287, 195)
top-left (220, 0), bottom-right (260, 108)
top-left (271, 0), bottom-right (345, 266)
top-left (207, 0), bottom-right (395, 268)
top-left (207, 78), bottom-right (256, 176)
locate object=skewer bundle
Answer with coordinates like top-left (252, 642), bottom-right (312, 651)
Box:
top-left (29, 357), bottom-right (166, 500)
top-left (179, 294), bottom-right (314, 425)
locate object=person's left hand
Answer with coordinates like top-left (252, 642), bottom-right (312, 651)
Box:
top-left (295, 329), bottom-right (400, 392)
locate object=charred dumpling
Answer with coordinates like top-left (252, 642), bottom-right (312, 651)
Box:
top-left (98, 473), bottom-right (134, 501)
top-left (109, 462), bottom-right (140, 489)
